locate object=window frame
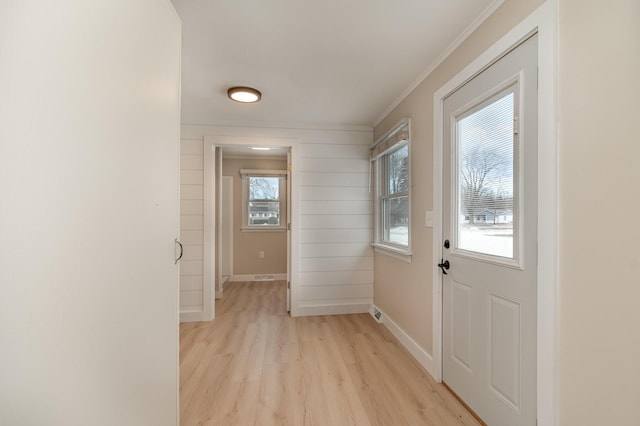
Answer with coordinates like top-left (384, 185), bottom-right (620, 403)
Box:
top-left (240, 169), bottom-right (287, 232)
top-left (372, 119), bottom-right (412, 261)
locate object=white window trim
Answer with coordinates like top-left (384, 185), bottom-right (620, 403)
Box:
top-left (372, 118), bottom-right (412, 261)
top-left (240, 169), bottom-right (287, 232)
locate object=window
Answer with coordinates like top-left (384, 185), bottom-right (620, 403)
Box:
top-left (372, 120), bottom-right (411, 259)
top-left (240, 169), bottom-right (287, 231)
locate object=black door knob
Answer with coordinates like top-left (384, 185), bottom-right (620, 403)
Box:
top-left (438, 259), bottom-right (450, 275)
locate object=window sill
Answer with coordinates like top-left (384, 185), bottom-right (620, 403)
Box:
top-left (372, 243), bottom-right (412, 263)
top-left (241, 226), bottom-right (287, 233)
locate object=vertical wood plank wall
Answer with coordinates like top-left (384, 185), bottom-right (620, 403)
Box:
top-left (179, 125), bottom-right (373, 320)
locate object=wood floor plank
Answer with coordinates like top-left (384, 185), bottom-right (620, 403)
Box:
top-left (180, 280), bottom-right (480, 426)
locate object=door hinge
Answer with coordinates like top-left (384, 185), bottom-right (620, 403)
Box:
top-left (287, 281), bottom-right (291, 289)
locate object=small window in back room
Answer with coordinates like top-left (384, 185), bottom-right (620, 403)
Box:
top-left (240, 169), bottom-right (287, 231)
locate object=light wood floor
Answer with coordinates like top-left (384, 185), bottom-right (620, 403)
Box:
top-left (180, 281), bottom-right (480, 426)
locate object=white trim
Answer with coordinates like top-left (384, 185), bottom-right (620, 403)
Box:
top-left (239, 168), bottom-right (287, 178)
top-left (183, 120), bottom-right (372, 133)
top-left (373, 0), bottom-right (506, 127)
top-left (372, 244), bottom-right (412, 263)
top-left (218, 176), bottom-right (234, 297)
top-left (229, 274), bottom-right (287, 282)
top-left (240, 227), bottom-right (287, 233)
top-left (180, 310), bottom-right (206, 323)
top-left (297, 302), bottom-right (370, 316)
top-left (374, 306), bottom-right (437, 378)
top-left (202, 144), bottom-right (215, 321)
top-left (432, 2), bottom-right (558, 425)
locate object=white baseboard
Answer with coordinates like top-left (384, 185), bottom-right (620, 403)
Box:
top-left (215, 290), bottom-right (223, 299)
top-left (296, 302), bottom-right (371, 317)
top-left (229, 273), bottom-right (287, 282)
top-left (370, 305), bottom-right (437, 379)
top-left (180, 310), bottom-right (207, 323)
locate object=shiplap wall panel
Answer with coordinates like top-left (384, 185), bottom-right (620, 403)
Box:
top-left (300, 243), bottom-right (374, 258)
top-left (180, 184), bottom-right (203, 200)
top-left (299, 172), bottom-right (369, 187)
top-left (300, 143), bottom-right (369, 159)
top-left (182, 245), bottom-right (204, 261)
top-left (180, 199), bottom-right (203, 215)
top-left (181, 170), bottom-right (204, 184)
top-left (297, 158), bottom-right (369, 173)
top-left (180, 276), bottom-right (203, 291)
top-left (296, 139), bottom-right (373, 314)
top-left (181, 230), bottom-right (203, 245)
top-left (299, 214), bottom-right (372, 229)
top-left (299, 200), bottom-right (371, 215)
top-left (180, 155), bottom-right (203, 170)
top-left (298, 186), bottom-right (372, 201)
top-left (180, 260), bottom-right (203, 276)
top-left (300, 270), bottom-right (374, 286)
top-left (299, 229), bottom-right (372, 243)
top-left (301, 257), bottom-right (373, 272)
top-left (181, 140), bottom-right (204, 155)
top-left (180, 139), bottom-right (204, 317)
top-left (300, 284), bottom-right (373, 300)
top-left (180, 290), bottom-right (203, 307)
top-left (180, 215), bottom-right (203, 231)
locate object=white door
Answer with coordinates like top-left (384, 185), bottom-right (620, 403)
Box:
top-left (441, 34), bottom-right (538, 426)
top-left (0, 2), bottom-right (181, 425)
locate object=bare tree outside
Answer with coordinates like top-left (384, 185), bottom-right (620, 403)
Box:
top-left (456, 91), bottom-right (515, 258)
top-left (249, 177), bottom-right (278, 200)
top-left (460, 146), bottom-right (511, 224)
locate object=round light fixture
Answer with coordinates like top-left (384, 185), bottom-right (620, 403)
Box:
top-left (227, 86), bottom-right (261, 103)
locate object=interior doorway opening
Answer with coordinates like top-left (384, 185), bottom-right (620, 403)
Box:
top-left (205, 142), bottom-right (292, 319)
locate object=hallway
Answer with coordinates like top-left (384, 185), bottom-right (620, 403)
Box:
top-left (179, 281), bottom-right (479, 425)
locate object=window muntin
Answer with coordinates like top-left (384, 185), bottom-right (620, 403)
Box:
top-left (373, 120), bottom-right (411, 255)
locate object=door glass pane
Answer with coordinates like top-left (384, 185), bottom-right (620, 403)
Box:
top-left (383, 196), bottom-right (409, 246)
top-left (456, 91), bottom-right (515, 258)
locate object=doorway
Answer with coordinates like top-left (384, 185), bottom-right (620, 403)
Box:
top-left (204, 142), bottom-right (292, 319)
top-left (441, 34), bottom-right (538, 425)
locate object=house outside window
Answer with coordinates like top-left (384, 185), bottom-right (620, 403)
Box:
top-left (371, 119), bottom-right (411, 260)
top-left (240, 169), bottom-right (287, 231)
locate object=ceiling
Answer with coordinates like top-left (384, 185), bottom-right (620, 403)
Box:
top-left (172, 0), bottom-right (498, 129)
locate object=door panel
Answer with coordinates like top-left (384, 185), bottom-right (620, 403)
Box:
top-left (442, 34), bottom-right (538, 426)
top-left (0, 2), bottom-right (181, 424)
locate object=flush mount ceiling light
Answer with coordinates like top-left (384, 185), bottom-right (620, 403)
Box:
top-left (227, 86), bottom-right (261, 103)
top-left (251, 147), bottom-right (271, 151)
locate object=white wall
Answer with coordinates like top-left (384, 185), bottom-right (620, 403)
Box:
top-left (558, 0), bottom-right (640, 424)
top-left (180, 140), bottom-right (205, 318)
top-left (180, 125), bottom-right (374, 317)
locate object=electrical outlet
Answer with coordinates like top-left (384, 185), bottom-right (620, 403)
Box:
top-left (259, 251), bottom-right (265, 259)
